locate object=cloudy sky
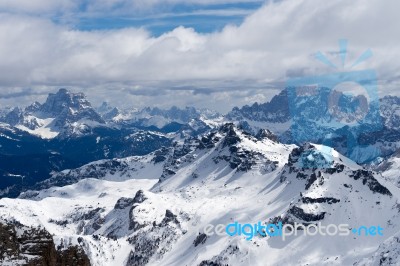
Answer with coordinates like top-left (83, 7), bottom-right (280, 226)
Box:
top-left (0, 0), bottom-right (399, 112)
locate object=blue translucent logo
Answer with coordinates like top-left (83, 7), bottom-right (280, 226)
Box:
top-left (286, 39), bottom-right (382, 166)
top-left (200, 221), bottom-right (384, 241)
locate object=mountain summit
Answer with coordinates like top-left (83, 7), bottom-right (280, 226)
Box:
top-left (41, 88), bottom-right (103, 124)
top-left (1, 89), bottom-right (104, 138)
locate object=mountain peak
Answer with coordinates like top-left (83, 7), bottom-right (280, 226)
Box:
top-left (41, 88), bottom-right (91, 116)
top-left (35, 89), bottom-right (105, 130)
top-left (0, 89), bottom-right (106, 138)
top-left (97, 101), bottom-right (112, 114)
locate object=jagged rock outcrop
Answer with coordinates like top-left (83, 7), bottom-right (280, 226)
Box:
top-left (0, 221), bottom-right (90, 265)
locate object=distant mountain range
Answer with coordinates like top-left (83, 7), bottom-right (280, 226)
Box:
top-left (1, 88), bottom-right (400, 198)
top-left (2, 88), bottom-right (104, 139)
top-left (1, 87), bottom-right (400, 265)
top-left (228, 88), bottom-right (400, 163)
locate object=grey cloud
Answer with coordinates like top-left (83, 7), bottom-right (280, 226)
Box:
top-left (0, 0), bottom-right (400, 111)
top-left (0, 87), bottom-right (52, 99)
top-left (125, 87), bottom-right (169, 96)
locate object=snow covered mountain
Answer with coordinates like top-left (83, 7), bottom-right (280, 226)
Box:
top-left (97, 103), bottom-right (221, 135)
top-left (227, 88), bottom-right (400, 164)
top-left (370, 149), bottom-right (400, 189)
top-left (2, 88), bottom-right (400, 265)
top-left (0, 127), bottom-right (173, 198)
top-left (1, 123), bottom-right (399, 265)
top-left (104, 105), bottom-right (220, 125)
top-left (5, 87), bottom-right (400, 201)
top-left (0, 106), bottom-right (12, 118)
top-left (1, 89), bottom-right (105, 139)
top-left (0, 91), bottom-right (174, 197)
top-left (0, 90), bottom-right (189, 197)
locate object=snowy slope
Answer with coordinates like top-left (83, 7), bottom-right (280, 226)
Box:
top-left (108, 106), bottom-right (220, 127)
top-left (20, 150), bottom-right (167, 194)
top-left (355, 230), bottom-right (400, 265)
top-left (372, 151), bottom-right (400, 188)
top-left (1, 124), bottom-right (400, 266)
top-left (14, 116), bottom-right (59, 139)
top-left (0, 178), bottom-right (157, 265)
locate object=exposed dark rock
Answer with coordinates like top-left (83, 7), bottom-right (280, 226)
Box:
top-left (349, 170), bottom-right (392, 196)
top-left (197, 132), bottom-right (219, 149)
top-left (325, 163), bottom-right (345, 174)
top-left (152, 147), bottom-right (170, 163)
top-left (54, 245), bottom-right (91, 266)
top-left (48, 219), bottom-right (69, 227)
top-left (193, 233), bottom-right (207, 247)
top-left (301, 197), bottom-right (340, 204)
top-left (287, 206), bottom-right (326, 222)
top-left (128, 190), bottom-right (149, 231)
top-left (220, 124), bottom-right (240, 148)
top-left (198, 261), bottom-right (227, 266)
top-left (305, 172), bottom-right (318, 190)
top-left (296, 172), bottom-right (308, 179)
top-left (0, 221), bottom-right (90, 266)
top-left (164, 168), bottom-right (176, 176)
top-left (161, 210), bottom-right (180, 226)
top-left (256, 129), bottom-right (278, 142)
top-left (133, 190), bottom-right (147, 205)
top-left (114, 197), bottom-right (135, 210)
top-left (198, 245), bottom-right (240, 266)
top-left (126, 209), bottom-right (183, 266)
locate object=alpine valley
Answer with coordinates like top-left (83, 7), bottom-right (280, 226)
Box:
top-left (1, 88), bottom-right (400, 266)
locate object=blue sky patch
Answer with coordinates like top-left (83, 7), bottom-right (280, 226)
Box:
top-left (66, 2), bottom-right (264, 35)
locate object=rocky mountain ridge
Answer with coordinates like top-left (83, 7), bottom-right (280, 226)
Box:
top-left (2, 124), bottom-right (398, 265)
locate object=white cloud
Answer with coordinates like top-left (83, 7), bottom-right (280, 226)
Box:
top-left (0, 0), bottom-right (75, 14)
top-left (0, 0), bottom-right (400, 111)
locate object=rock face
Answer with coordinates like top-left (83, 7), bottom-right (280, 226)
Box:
top-left (2, 89), bottom-right (104, 131)
top-left (3, 107), bottom-right (23, 126)
top-left (198, 245), bottom-right (244, 266)
top-left (227, 88), bottom-right (400, 164)
top-left (0, 221), bottom-right (90, 265)
top-left (227, 89), bottom-right (290, 123)
top-left (271, 143), bottom-right (393, 228)
top-left (126, 209), bottom-right (186, 266)
top-left (380, 95), bottom-right (400, 130)
top-left (158, 123), bottom-right (282, 184)
top-left (41, 88), bottom-right (104, 127)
